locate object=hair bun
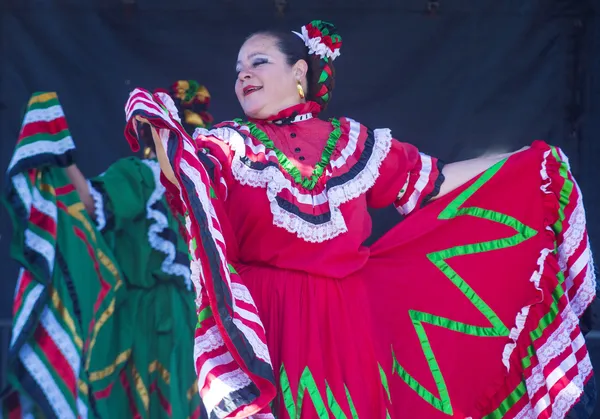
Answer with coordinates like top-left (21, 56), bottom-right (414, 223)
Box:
top-left (291, 21), bottom-right (341, 110)
top-left (293, 20), bottom-right (342, 61)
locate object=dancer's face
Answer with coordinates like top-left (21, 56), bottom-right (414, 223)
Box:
top-left (235, 34), bottom-right (307, 119)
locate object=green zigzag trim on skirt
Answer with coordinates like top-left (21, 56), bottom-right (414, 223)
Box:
top-left (391, 159), bottom-right (539, 415)
top-left (280, 364), bottom-right (360, 418)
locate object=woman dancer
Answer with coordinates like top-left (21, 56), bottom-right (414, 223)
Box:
top-left (2, 81), bottom-right (213, 419)
top-left (128, 22), bottom-right (596, 419)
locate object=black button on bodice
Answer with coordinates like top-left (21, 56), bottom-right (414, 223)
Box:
top-left (290, 133), bottom-right (297, 138)
top-left (299, 156), bottom-right (305, 161)
top-left (294, 147), bottom-right (301, 152)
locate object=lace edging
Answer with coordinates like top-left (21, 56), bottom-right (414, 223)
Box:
top-left (501, 248), bottom-right (550, 370)
top-left (500, 147), bottom-right (596, 418)
top-left (328, 128), bottom-right (393, 207)
top-left (87, 180), bottom-right (106, 231)
top-left (142, 159), bottom-right (192, 290)
top-left (228, 127), bottom-right (392, 243)
top-left (501, 150), bottom-right (553, 370)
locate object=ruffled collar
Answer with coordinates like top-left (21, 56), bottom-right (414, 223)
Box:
top-left (249, 101), bottom-right (321, 125)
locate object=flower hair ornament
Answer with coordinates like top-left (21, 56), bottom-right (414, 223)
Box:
top-left (293, 20), bottom-right (342, 60)
top-left (156, 80), bottom-right (214, 133)
top-left (293, 20), bottom-right (342, 108)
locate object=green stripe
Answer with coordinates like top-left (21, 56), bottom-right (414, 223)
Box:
top-left (393, 159), bottom-right (539, 415)
top-left (196, 307), bottom-right (213, 329)
top-left (280, 364), bottom-right (296, 418)
top-left (345, 385), bottom-right (359, 419)
top-left (379, 363), bottom-right (391, 403)
top-left (233, 118), bottom-right (341, 190)
top-left (26, 97), bottom-right (61, 112)
top-left (189, 238), bottom-right (198, 261)
top-left (281, 365), bottom-right (347, 418)
top-left (297, 367), bottom-right (328, 419)
top-left (17, 130), bottom-right (71, 148)
top-left (326, 382), bottom-right (347, 419)
top-left (28, 223), bottom-right (55, 247)
top-left (549, 146), bottom-right (573, 237)
top-left (483, 381), bottom-right (527, 419)
top-left (392, 347), bottom-right (452, 414)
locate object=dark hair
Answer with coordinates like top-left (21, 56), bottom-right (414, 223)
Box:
top-left (138, 122), bottom-right (156, 156)
top-left (248, 30), bottom-right (336, 111)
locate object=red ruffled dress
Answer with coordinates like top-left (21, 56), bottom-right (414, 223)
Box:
top-left (124, 92), bottom-right (596, 419)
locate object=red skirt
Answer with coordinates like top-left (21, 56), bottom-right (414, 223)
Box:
top-left (122, 95), bottom-right (594, 418)
top-left (241, 142), bottom-right (595, 418)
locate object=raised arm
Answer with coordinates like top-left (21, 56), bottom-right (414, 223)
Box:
top-left (65, 164), bottom-right (96, 216)
top-left (436, 147), bottom-right (529, 199)
top-left (67, 153), bottom-right (154, 231)
top-left (367, 133), bottom-right (527, 215)
top-left (135, 115), bottom-right (178, 186)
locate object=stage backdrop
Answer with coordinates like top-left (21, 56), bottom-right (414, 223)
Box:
top-left (1, 0), bottom-right (599, 396)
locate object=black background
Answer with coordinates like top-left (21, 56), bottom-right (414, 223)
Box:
top-left (1, 0), bottom-right (599, 412)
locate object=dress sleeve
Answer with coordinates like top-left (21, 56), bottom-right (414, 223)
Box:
top-left (192, 128), bottom-right (235, 202)
top-left (87, 157), bottom-right (153, 232)
top-left (123, 89), bottom-right (277, 417)
top-left (367, 139), bottom-right (445, 215)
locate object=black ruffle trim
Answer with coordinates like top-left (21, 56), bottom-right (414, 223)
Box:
top-left (421, 159), bottom-right (446, 207)
top-left (167, 131), bottom-right (276, 404)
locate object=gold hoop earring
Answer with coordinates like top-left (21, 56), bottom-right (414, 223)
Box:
top-left (143, 146), bottom-right (153, 159)
top-left (296, 80), bottom-right (305, 99)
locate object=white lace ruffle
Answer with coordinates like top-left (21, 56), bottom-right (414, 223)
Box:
top-left (501, 148), bottom-right (595, 417)
top-left (154, 92), bottom-right (182, 123)
top-left (501, 150), bottom-right (553, 370)
top-left (87, 180), bottom-right (106, 231)
top-left (228, 127), bottom-right (392, 243)
top-left (328, 128), bottom-right (392, 207)
top-left (501, 247), bottom-right (550, 371)
top-left (570, 246), bottom-right (596, 318)
top-left (193, 325), bottom-right (225, 361)
top-left (558, 190), bottom-right (586, 273)
top-left (521, 312), bottom-right (589, 417)
top-left (8, 136), bottom-right (75, 174)
top-left (142, 159), bottom-right (192, 290)
top-left (23, 104), bottom-right (65, 125)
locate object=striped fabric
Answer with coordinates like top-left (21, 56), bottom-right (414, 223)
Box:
top-left (124, 88), bottom-right (276, 419)
top-left (484, 145), bottom-right (597, 418)
top-left (1, 92), bottom-right (124, 419)
top-left (394, 152), bottom-right (439, 215)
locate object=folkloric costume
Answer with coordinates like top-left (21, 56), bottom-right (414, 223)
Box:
top-left (2, 82), bottom-right (213, 419)
top-left (123, 21), bottom-right (596, 419)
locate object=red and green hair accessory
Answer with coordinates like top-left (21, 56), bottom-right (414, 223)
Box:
top-left (293, 20), bottom-right (342, 61)
top-left (293, 20), bottom-right (341, 107)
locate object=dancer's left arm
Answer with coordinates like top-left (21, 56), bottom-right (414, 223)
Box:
top-left (367, 139), bottom-right (527, 215)
top-left (435, 147), bottom-right (528, 199)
